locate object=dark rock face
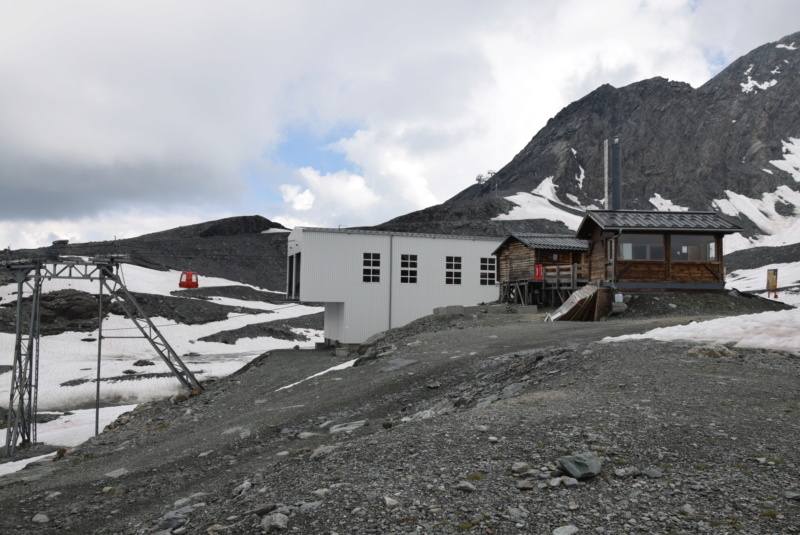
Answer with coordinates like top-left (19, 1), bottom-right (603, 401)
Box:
top-left (0, 290), bottom-right (113, 335)
top-left (725, 242), bottom-right (800, 272)
top-left (197, 215), bottom-right (287, 238)
top-left (377, 30), bottom-right (800, 236)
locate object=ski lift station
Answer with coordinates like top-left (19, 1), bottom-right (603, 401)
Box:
top-left (286, 228), bottom-right (503, 347)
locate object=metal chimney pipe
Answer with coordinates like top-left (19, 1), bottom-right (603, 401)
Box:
top-left (611, 136), bottom-right (622, 210)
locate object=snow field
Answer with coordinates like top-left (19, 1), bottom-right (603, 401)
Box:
top-left (604, 308), bottom-right (800, 354)
top-left (0, 266), bottom-right (323, 411)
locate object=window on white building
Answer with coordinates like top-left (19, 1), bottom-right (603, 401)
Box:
top-left (446, 256), bottom-right (462, 285)
top-left (363, 253), bottom-right (380, 282)
top-left (401, 254), bottom-right (418, 283)
top-left (480, 257), bottom-right (496, 285)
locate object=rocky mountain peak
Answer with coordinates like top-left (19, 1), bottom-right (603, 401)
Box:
top-left (380, 30), bottom-right (800, 242)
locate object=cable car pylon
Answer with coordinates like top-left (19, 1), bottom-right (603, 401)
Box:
top-left (2, 255), bottom-right (202, 458)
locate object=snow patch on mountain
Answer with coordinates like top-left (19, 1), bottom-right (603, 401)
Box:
top-left (493, 177), bottom-right (584, 230)
top-left (713, 185), bottom-right (800, 251)
top-left (649, 193), bottom-right (689, 211)
top-left (571, 148), bottom-right (585, 189)
top-left (740, 63), bottom-right (779, 94)
top-left (776, 42), bottom-right (797, 50)
top-left (770, 137), bottom-right (800, 181)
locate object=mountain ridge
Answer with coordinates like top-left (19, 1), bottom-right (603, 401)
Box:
top-left (377, 30), bottom-right (800, 245)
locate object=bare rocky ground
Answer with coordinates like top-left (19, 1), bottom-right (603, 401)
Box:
top-left (0, 292), bottom-right (798, 535)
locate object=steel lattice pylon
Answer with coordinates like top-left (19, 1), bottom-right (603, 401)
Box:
top-left (3, 256), bottom-right (202, 457)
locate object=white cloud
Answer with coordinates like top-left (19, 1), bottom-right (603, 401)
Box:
top-left (277, 167), bottom-right (382, 226)
top-left (0, 1), bottom-right (798, 241)
top-left (279, 185), bottom-right (315, 211)
top-left (0, 208), bottom-right (232, 250)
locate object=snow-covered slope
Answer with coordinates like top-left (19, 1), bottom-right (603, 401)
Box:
top-left (0, 264), bottom-right (322, 412)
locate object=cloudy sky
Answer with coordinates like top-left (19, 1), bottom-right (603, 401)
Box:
top-left (0, 0), bottom-right (797, 249)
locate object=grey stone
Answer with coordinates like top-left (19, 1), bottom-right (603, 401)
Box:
top-left (687, 344), bottom-right (738, 358)
top-left (516, 479), bottom-right (534, 490)
top-left (31, 513), bottom-right (49, 524)
top-left (455, 481), bottom-right (477, 492)
top-left (501, 382), bottom-right (525, 398)
top-left (104, 468), bottom-right (129, 479)
top-left (553, 526), bottom-right (579, 535)
top-left (785, 491), bottom-right (800, 501)
top-left (158, 512), bottom-right (188, 530)
top-left (614, 466), bottom-right (641, 478)
top-left (407, 409), bottom-right (434, 421)
top-left (299, 501), bottom-right (323, 512)
top-left (329, 420), bottom-right (368, 434)
top-left (643, 468), bottom-right (663, 478)
top-left (379, 358), bottom-right (417, 372)
top-left (557, 452), bottom-right (603, 479)
top-left (310, 445), bottom-right (338, 459)
top-left (511, 461), bottom-right (530, 474)
top-left (261, 512), bottom-right (289, 532)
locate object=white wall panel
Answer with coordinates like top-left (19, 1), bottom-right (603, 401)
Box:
top-left (292, 229), bottom-right (501, 344)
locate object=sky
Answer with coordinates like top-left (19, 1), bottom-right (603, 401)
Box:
top-left (0, 1), bottom-right (798, 249)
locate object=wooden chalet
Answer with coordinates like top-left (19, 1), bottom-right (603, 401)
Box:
top-left (575, 210), bottom-right (742, 291)
top-left (493, 233), bottom-right (589, 305)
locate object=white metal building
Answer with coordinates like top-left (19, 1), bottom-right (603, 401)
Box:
top-left (287, 228), bottom-right (503, 345)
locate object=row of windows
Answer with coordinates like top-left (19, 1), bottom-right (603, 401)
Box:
top-left (606, 235), bottom-right (718, 262)
top-left (362, 253), bottom-right (496, 285)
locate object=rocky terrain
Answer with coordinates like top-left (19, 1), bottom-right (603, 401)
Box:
top-left (0, 292), bottom-right (797, 535)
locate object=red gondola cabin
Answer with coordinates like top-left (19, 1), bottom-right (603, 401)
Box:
top-left (179, 271), bottom-right (199, 288)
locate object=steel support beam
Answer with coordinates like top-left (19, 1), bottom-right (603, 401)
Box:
top-left (3, 256), bottom-right (201, 457)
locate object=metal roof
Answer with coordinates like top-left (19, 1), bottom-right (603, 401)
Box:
top-left (504, 233), bottom-right (588, 251)
top-left (296, 227), bottom-right (503, 242)
top-left (579, 210), bottom-right (742, 233)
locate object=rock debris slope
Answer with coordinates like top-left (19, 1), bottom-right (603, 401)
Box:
top-left (0, 308), bottom-right (798, 535)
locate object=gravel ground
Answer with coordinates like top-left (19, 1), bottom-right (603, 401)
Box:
top-left (1, 300), bottom-right (798, 535)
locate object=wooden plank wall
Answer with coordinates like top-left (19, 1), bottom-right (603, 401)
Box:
top-left (497, 239), bottom-right (588, 282)
top-left (588, 229), bottom-right (607, 282)
top-left (497, 241), bottom-right (538, 281)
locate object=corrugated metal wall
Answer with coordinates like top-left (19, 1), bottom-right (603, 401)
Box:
top-left (389, 235), bottom-right (499, 328)
top-left (296, 230), bottom-right (501, 344)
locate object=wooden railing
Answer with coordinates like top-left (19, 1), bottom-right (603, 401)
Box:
top-left (542, 264), bottom-right (589, 289)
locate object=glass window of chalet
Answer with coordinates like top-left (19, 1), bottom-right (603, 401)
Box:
top-left (672, 235), bottom-right (717, 261)
top-left (363, 253), bottom-right (380, 282)
top-left (480, 257), bottom-right (496, 285)
top-left (400, 254), bottom-right (418, 283)
top-left (618, 234), bottom-right (664, 261)
top-left (445, 256), bottom-right (462, 285)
